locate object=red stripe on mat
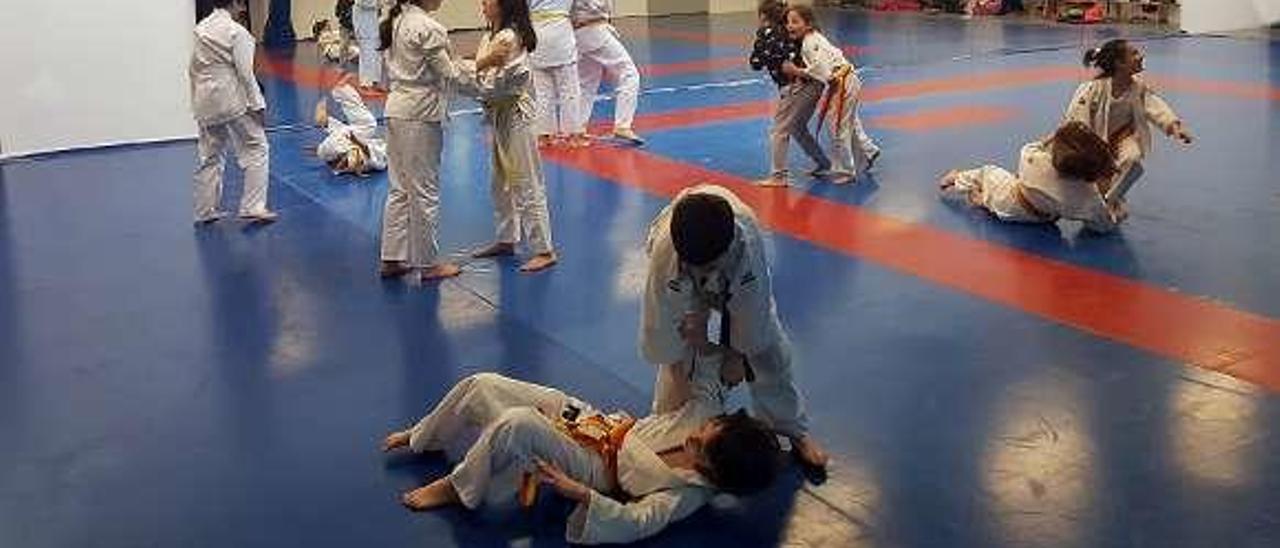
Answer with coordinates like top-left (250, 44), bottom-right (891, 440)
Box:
top-left (542, 145), bottom-right (1280, 388)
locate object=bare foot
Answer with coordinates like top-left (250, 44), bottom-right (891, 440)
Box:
top-left (568, 134), bottom-right (592, 148)
top-left (537, 135), bottom-right (555, 149)
top-left (401, 478), bottom-right (460, 511)
top-left (382, 431), bottom-right (410, 453)
top-left (420, 263), bottom-right (462, 282)
top-left (792, 435), bottom-right (829, 469)
top-left (519, 252), bottom-right (558, 273)
top-left (380, 261), bottom-right (411, 278)
top-left (755, 177), bottom-right (789, 188)
top-left (472, 242), bottom-right (516, 258)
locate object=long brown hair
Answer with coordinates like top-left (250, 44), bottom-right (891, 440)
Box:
top-left (1049, 122), bottom-right (1117, 182)
top-left (379, 0), bottom-right (409, 52)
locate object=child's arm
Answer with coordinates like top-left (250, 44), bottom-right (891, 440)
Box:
top-left (748, 28), bottom-right (769, 72)
top-left (231, 27), bottom-right (267, 116)
top-left (564, 482), bottom-right (710, 545)
top-left (1143, 89), bottom-right (1192, 144)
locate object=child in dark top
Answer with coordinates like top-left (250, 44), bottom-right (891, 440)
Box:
top-left (749, 0), bottom-right (829, 187)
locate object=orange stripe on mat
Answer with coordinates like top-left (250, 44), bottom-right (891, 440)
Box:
top-left (542, 145), bottom-right (1280, 388)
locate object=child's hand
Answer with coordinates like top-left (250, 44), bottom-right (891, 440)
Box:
top-left (1170, 121), bottom-right (1193, 145)
top-left (720, 349), bottom-right (747, 387)
top-left (678, 310), bottom-right (711, 352)
top-left (781, 61), bottom-right (804, 78)
top-left (534, 459), bottom-right (592, 503)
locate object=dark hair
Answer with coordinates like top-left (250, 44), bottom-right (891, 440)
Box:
top-left (758, 0), bottom-right (787, 26)
top-left (1049, 122), bottom-right (1117, 182)
top-left (784, 5), bottom-right (819, 31)
top-left (1083, 39), bottom-right (1128, 78)
top-left (492, 0), bottom-right (538, 53)
top-left (379, 0), bottom-right (409, 52)
top-left (312, 20), bottom-right (330, 38)
top-left (671, 192), bottom-right (736, 266)
top-left (699, 411), bottom-right (783, 496)
top-left (210, 0), bottom-right (237, 8)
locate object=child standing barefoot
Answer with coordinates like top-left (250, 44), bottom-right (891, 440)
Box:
top-left (529, 0), bottom-right (589, 147)
top-left (1066, 39), bottom-right (1193, 206)
top-left (783, 5), bottom-right (879, 185)
top-left (377, 0), bottom-right (465, 281)
top-left (458, 0), bottom-right (558, 273)
top-left (751, 0), bottom-right (829, 187)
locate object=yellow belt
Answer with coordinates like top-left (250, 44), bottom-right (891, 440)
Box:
top-left (531, 10), bottom-right (570, 23)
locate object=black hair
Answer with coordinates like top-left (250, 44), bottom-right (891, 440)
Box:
top-left (758, 0), bottom-right (787, 26)
top-left (671, 192), bottom-right (736, 266)
top-left (699, 411), bottom-right (783, 496)
top-left (1049, 122), bottom-right (1118, 182)
top-left (492, 0), bottom-right (538, 53)
top-left (379, 0), bottom-right (409, 52)
top-left (210, 0), bottom-right (237, 8)
top-left (1083, 39), bottom-right (1128, 78)
top-left (784, 5), bottom-right (820, 31)
top-left (312, 20), bottom-right (330, 38)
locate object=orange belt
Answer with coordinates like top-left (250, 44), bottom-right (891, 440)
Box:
top-left (518, 413), bottom-right (637, 508)
top-left (815, 65), bottom-right (853, 135)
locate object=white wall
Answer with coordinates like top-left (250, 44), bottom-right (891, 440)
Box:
top-left (0, 0), bottom-right (197, 158)
top-left (1181, 0), bottom-right (1280, 33)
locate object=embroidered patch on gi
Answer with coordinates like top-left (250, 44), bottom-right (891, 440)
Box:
top-left (667, 279), bottom-right (682, 292)
top-left (740, 272), bottom-right (757, 286)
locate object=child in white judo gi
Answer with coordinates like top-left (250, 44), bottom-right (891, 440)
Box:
top-left (313, 19), bottom-right (360, 64)
top-left (1066, 39), bottom-right (1193, 207)
top-left (455, 0), bottom-right (559, 273)
top-left (641, 185), bottom-right (829, 471)
top-left (189, 0), bottom-right (277, 224)
top-left (377, 0), bottom-right (466, 281)
top-left (313, 79), bottom-right (388, 176)
top-left (353, 0), bottom-right (385, 90)
top-left (572, 0), bottom-right (645, 145)
top-left (382, 367), bottom-right (781, 544)
top-left (751, 0), bottom-right (829, 187)
top-left (782, 5), bottom-right (879, 185)
top-left (529, 0), bottom-right (589, 147)
top-left (940, 121), bottom-right (1125, 232)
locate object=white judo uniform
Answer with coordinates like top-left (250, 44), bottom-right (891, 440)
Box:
top-left (529, 0), bottom-right (583, 136)
top-left (189, 7), bottom-right (272, 222)
top-left (641, 185), bottom-right (809, 438)
top-left (404, 371), bottom-right (726, 544)
top-left (353, 0), bottom-right (383, 86)
top-left (455, 30), bottom-right (555, 255)
top-left (316, 84), bottom-right (388, 174)
top-left (1065, 77), bottom-right (1182, 203)
top-left (379, 4), bottom-right (463, 267)
top-left (798, 31), bottom-right (878, 181)
top-left (572, 0), bottom-right (641, 132)
top-left (943, 142), bottom-right (1122, 232)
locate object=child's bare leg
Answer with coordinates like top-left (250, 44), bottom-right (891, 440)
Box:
top-left (401, 477), bottom-right (461, 511)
